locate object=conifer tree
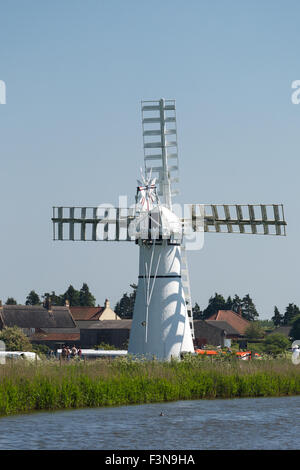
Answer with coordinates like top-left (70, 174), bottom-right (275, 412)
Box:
top-left (231, 294), bottom-right (243, 314)
top-left (192, 302), bottom-right (203, 319)
top-left (283, 303), bottom-right (300, 326)
top-left (241, 294), bottom-right (259, 321)
top-left (202, 293), bottom-right (226, 320)
top-left (79, 283), bottom-right (96, 306)
top-left (272, 306), bottom-right (283, 327)
top-left (25, 290), bottom-right (41, 306)
top-left (5, 297), bottom-right (17, 305)
top-left (62, 285), bottom-right (80, 306)
top-left (114, 284), bottom-right (137, 319)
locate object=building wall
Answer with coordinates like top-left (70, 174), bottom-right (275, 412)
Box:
top-left (80, 329), bottom-right (130, 349)
top-left (100, 308), bottom-right (121, 321)
top-left (193, 321), bottom-right (224, 347)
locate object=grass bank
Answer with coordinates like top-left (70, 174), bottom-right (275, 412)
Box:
top-left (0, 356), bottom-right (300, 416)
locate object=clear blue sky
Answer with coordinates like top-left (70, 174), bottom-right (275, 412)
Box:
top-left (0, 0), bottom-right (299, 319)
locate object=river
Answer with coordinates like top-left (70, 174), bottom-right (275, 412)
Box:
top-left (0, 396), bottom-right (299, 450)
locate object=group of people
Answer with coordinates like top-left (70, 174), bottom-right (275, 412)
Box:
top-left (61, 344), bottom-right (82, 360)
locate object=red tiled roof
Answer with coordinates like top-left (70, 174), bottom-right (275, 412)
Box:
top-left (31, 332), bottom-right (80, 341)
top-left (207, 310), bottom-right (250, 335)
top-left (69, 307), bottom-right (104, 321)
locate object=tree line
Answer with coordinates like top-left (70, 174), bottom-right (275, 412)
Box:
top-left (4, 283), bottom-right (96, 307)
top-left (113, 288), bottom-right (260, 321)
top-left (192, 293), bottom-right (259, 321)
top-left (4, 283), bottom-right (300, 327)
top-left (272, 304), bottom-right (300, 327)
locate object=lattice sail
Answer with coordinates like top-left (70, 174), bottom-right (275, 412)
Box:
top-left (183, 204), bottom-right (287, 236)
top-left (142, 99), bottom-right (179, 208)
top-left (52, 206), bottom-right (136, 242)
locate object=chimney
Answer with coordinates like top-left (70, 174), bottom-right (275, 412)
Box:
top-left (104, 299), bottom-right (110, 309)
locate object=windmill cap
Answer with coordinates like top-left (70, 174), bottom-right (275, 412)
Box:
top-left (129, 206), bottom-right (182, 240)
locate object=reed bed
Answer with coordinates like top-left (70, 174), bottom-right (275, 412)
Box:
top-left (0, 356), bottom-right (300, 416)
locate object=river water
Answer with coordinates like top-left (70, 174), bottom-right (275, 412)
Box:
top-left (0, 396), bottom-right (299, 450)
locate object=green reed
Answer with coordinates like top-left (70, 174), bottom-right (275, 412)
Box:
top-left (0, 356), bottom-right (300, 416)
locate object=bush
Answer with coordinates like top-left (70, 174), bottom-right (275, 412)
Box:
top-left (262, 333), bottom-right (290, 356)
top-left (31, 344), bottom-right (51, 356)
top-left (0, 327), bottom-right (33, 351)
top-left (94, 342), bottom-right (116, 350)
top-left (245, 322), bottom-right (265, 340)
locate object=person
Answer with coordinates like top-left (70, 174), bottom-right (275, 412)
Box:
top-left (71, 345), bottom-right (77, 358)
top-left (77, 347), bottom-right (82, 359)
top-left (65, 345), bottom-right (70, 360)
top-left (61, 345), bottom-right (67, 361)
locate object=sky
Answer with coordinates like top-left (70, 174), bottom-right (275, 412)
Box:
top-left (0, 0), bottom-right (299, 319)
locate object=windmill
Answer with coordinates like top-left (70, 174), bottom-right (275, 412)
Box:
top-left (52, 98), bottom-right (287, 360)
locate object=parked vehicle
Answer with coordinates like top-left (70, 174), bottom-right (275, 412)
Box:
top-left (0, 351), bottom-right (41, 364)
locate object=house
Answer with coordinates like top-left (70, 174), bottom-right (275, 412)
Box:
top-left (0, 299), bottom-right (126, 351)
top-left (0, 301), bottom-right (79, 350)
top-left (79, 320), bottom-right (132, 349)
top-left (266, 326), bottom-right (292, 338)
top-left (193, 320), bottom-right (226, 347)
top-left (0, 303), bottom-right (76, 334)
top-left (70, 299), bottom-right (121, 322)
top-left (206, 310), bottom-right (250, 336)
top-left (30, 329), bottom-right (80, 349)
top-left (193, 320), bottom-right (240, 347)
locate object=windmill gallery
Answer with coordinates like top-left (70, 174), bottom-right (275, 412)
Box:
top-left (52, 99), bottom-right (287, 360)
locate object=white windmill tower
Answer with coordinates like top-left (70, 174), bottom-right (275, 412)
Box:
top-left (52, 98), bottom-right (287, 360)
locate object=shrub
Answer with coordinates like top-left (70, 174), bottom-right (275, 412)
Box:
top-left (0, 327), bottom-right (33, 351)
top-left (262, 333), bottom-right (290, 356)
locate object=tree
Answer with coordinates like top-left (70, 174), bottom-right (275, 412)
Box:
top-left (244, 322), bottom-right (265, 340)
top-left (289, 316), bottom-right (300, 341)
top-left (0, 326), bottom-right (32, 351)
top-left (272, 306), bottom-right (283, 327)
top-left (114, 284), bottom-right (137, 319)
top-left (283, 303), bottom-right (300, 326)
top-left (202, 293), bottom-right (227, 320)
top-left (5, 297), bottom-right (17, 305)
top-left (231, 294), bottom-right (243, 314)
top-left (225, 296), bottom-right (233, 310)
top-left (62, 285), bottom-right (80, 306)
top-left (241, 294), bottom-right (259, 321)
top-left (79, 283), bottom-right (96, 307)
top-left (192, 302), bottom-right (203, 320)
top-left (25, 290), bottom-right (41, 306)
top-left (42, 291), bottom-right (64, 306)
top-left (262, 333), bottom-right (290, 356)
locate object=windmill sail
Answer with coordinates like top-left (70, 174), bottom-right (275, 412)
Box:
top-left (52, 206), bottom-right (136, 241)
top-left (183, 204), bottom-right (287, 236)
top-left (142, 99), bottom-right (179, 209)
